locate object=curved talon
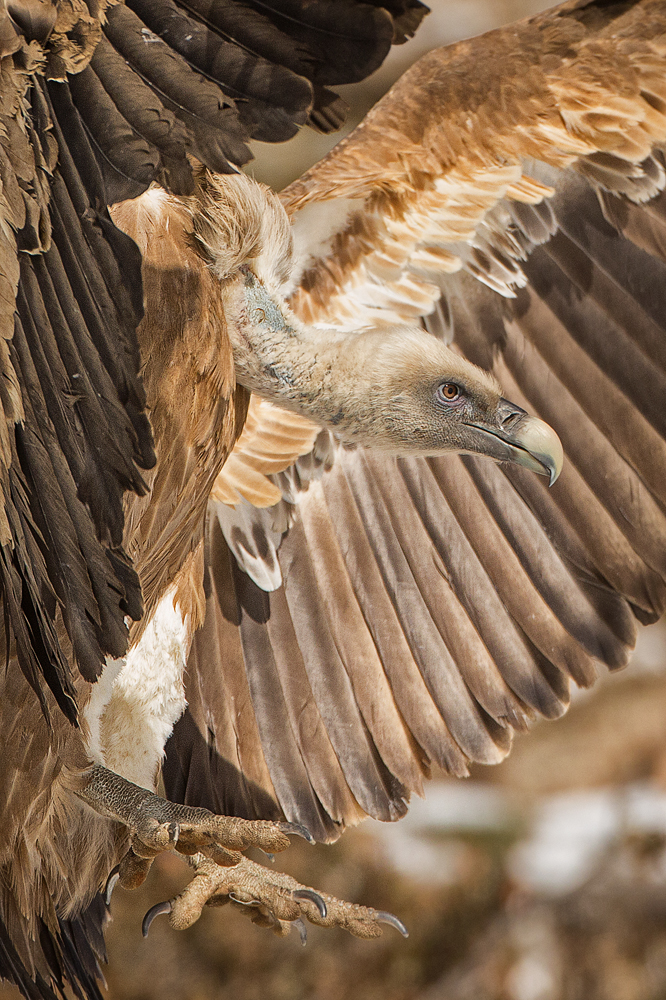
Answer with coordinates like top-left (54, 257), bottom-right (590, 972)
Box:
top-left (294, 918), bottom-right (308, 946)
top-left (293, 889), bottom-right (327, 918)
top-left (277, 821), bottom-right (315, 845)
top-left (142, 899), bottom-right (173, 937)
top-left (376, 910), bottom-right (409, 938)
top-left (169, 822), bottom-right (180, 846)
top-left (260, 851), bottom-right (275, 863)
top-left (104, 866), bottom-right (120, 905)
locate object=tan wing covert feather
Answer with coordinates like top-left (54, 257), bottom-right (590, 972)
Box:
top-left (212, 398), bottom-right (320, 508)
top-left (283, 1), bottom-right (666, 328)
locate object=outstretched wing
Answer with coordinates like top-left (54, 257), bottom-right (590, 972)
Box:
top-left (165, 0), bottom-right (666, 843)
top-left (0, 52), bottom-right (154, 725)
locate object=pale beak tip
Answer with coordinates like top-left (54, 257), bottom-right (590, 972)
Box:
top-left (523, 416), bottom-right (563, 487)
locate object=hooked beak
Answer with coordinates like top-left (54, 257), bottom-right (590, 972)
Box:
top-left (465, 399), bottom-right (563, 486)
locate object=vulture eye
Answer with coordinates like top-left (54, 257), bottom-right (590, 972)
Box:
top-left (437, 382), bottom-right (461, 403)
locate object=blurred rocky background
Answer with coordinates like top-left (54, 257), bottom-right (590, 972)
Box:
top-left (6, 3), bottom-right (666, 999)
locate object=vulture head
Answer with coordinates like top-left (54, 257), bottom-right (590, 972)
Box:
top-left (190, 172), bottom-right (563, 485)
top-left (315, 328), bottom-right (563, 484)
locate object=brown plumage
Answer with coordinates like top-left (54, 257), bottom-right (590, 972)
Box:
top-left (2, 2), bottom-right (666, 998)
top-left (110, 190), bottom-right (249, 634)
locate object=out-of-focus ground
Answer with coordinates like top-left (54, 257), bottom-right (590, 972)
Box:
top-left (6, 3), bottom-right (666, 999)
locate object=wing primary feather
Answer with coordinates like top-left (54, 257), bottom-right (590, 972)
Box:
top-left (43, 220), bottom-right (151, 493)
top-left (278, 517), bottom-right (410, 821)
top-left (495, 357), bottom-right (666, 619)
top-left (598, 184), bottom-right (666, 265)
top-left (90, 37), bottom-right (194, 195)
top-left (242, 0), bottom-right (397, 84)
top-left (126, 0), bottom-right (312, 143)
top-left (22, 253), bottom-right (138, 547)
top-left (102, 4), bottom-right (252, 172)
top-left (307, 86), bottom-right (349, 134)
top-left (232, 557), bottom-right (345, 839)
top-left (177, 0), bottom-right (314, 64)
top-left (296, 482), bottom-right (428, 793)
top-left (42, 81), bottom-right (107, 214)
top-left (501, 323), bottom-right (666, 582)
top-left (540, 228), bottom-right (666, 377)
top-left (68, 65), bottom-right (161, 205)
top-left (44, 81), bottom-right (147, 333)
top-left (264, 580), bottom-right (369, 833)
top-left (0, 464), bottom-right (76, 723)
top-left (454, 454), bottom-right (629, 672)
top-left (43, 82), bottom-right (153, 470)
top-left (552, 173), bottom-right (666, 338)
top-left (12, 304), bottom-right (130, 678)
top-left (511, 276), bottom-right (666, 506)
top-left (398, 453), bottom-right (591, 703)
top-left (47, 191), bottom-right (153, 472)
top-left (339, 451), bottom-right (507, 765)
top-left (319, 463), bottom-right (469, 776)
top-left (180, 527), bottom-right (284, 823)
top-left (179, 0), bottom-right (426, 84)
top-left (402, 455), bottom-right (572, 719)
top-left (177, 0), bottom-right (374, 136)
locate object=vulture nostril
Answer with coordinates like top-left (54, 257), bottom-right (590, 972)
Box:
top-left (498, 399), bottom-right (527, 430)
top-left (499, 406), bottom-right (524, 431)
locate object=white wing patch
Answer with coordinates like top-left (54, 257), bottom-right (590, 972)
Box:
top-left (214, 431), bottom-right (338, 592)
top-left (213, 498), bottom-right (285, 592)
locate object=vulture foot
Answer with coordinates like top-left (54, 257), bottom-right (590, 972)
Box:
top-left (77, 765), bottom-right (407, 939)
top-left (113, 801), bottom-right (303, 890)
top-left (141, 853), bottom-right (409, 940)
top-left (77, 765), bottom-right (407, 940)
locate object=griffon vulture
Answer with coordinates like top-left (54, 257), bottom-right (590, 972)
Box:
top-left (2, 1), bottom-right (666, 997)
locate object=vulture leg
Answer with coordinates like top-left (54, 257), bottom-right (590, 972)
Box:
top-left (76, 764), bottom-right (302, 872)
top-left (75, 765), bottom-right (402, 939)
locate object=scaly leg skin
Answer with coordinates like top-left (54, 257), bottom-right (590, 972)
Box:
top-left (76, 765), bottom-right (407, 943)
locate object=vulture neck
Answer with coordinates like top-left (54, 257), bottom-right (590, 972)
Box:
top-left (228, 267), bottom-right (399, 447)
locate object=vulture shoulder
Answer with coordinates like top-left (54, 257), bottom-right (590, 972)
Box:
top-left (111, 189), bottom-right (248, 633)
